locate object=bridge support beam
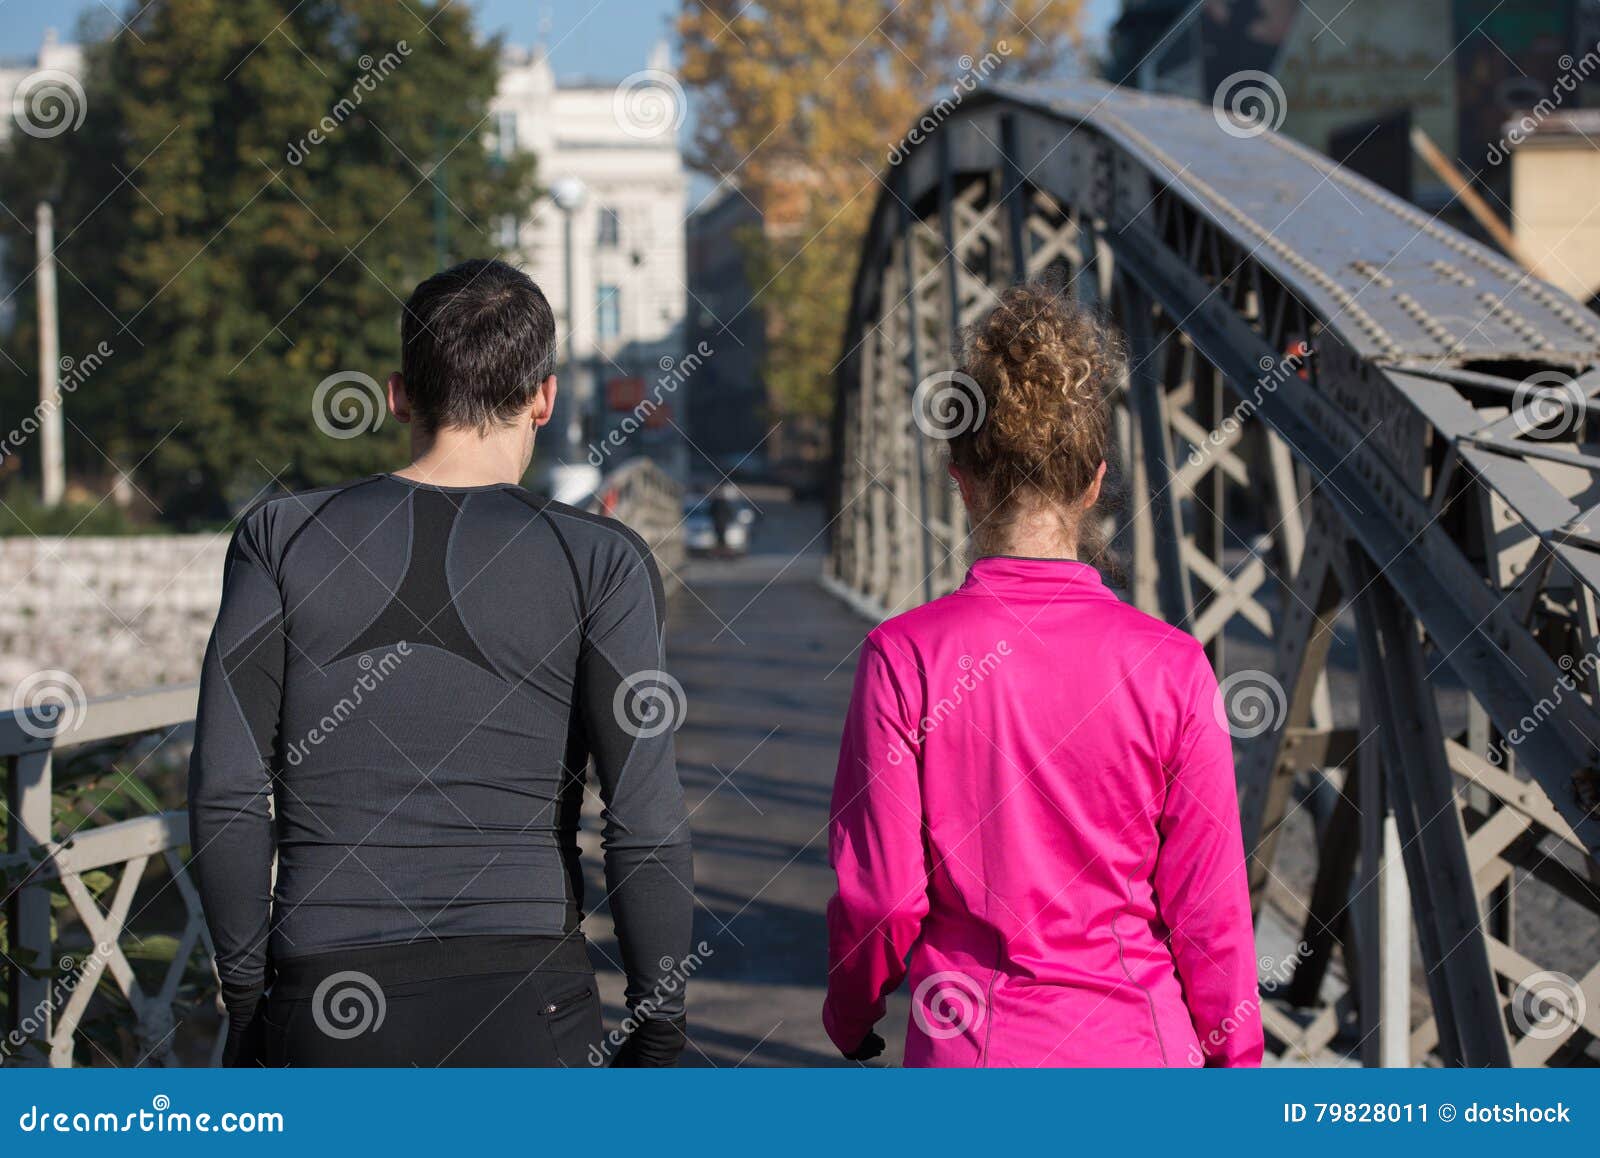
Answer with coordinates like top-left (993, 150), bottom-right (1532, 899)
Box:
top-left (1349, 553), bottom-right (1513, 1067)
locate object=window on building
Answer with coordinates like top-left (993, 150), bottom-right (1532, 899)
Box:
top-left (495, 111), bottom-right (517, 159)
top-left (494, 214), bottom-right (519, 250)
top-left (596, 284), bottom-right (621, 340)
top-left (597, 206), bottom-right (621, 248)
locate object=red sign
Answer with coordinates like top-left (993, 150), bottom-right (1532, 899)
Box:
top-left (606, 376), bottom-right (645, 411)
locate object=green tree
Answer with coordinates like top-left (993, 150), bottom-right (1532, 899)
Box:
top-left (0, 0), bottom-right (535, 525)
top-left (678, 0), bottom-right (1083, 426)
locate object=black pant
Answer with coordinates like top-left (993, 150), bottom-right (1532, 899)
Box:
top-left (262, 935), bottom-right (604, 1067)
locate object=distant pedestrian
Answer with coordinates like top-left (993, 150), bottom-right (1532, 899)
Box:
top-left (710, 483), bottom-right (737, 554)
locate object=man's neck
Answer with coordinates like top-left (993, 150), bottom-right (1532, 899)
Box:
top-left (393, 426), bottom-right (530, 488)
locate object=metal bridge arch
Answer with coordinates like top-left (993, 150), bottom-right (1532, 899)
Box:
top-left (828, 81), bottom-right (1600, 1067)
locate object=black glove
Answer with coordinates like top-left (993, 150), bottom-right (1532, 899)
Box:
top-left (221, 1003), bottom-right (266, 1067)
top-left (842, 1031), bottom-right (886, 1062)
top-left (612, 1015), bottom-right (688, 1067)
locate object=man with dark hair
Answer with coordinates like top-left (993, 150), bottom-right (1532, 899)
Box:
top-left (188, 258), bottom-right (693, 1067)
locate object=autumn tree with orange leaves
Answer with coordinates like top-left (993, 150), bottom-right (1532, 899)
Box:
top-left (678, 0), bottom-right (1084, 435)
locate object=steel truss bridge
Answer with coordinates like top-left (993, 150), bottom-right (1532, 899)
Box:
top-left (827, 81), bottom-right (1600, 1066)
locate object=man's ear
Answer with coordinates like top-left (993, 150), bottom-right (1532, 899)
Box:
top-left (532, 374), bottom-right (558, 429)
top-left (387, 372), bottom-right (412, 426)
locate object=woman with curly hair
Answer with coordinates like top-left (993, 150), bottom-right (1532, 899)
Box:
top-left (823, 283), bottom-right (1262, 1068)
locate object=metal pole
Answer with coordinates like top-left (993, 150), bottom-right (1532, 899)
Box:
top-left (36, 202), bottom-right (64, 508)
top-left (562, 209), bottom-right (583, 456)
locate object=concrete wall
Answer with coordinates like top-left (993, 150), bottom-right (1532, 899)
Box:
top-left (0, 534), bottom-right (226, 704)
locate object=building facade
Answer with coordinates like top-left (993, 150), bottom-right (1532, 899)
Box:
top-left (492, 42), bottom-right (691, 487)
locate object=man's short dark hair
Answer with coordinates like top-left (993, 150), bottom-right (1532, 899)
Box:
top-left (400, 258), bottom-right (557, 432)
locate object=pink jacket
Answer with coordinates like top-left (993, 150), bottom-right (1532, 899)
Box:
top-left (824, 557), bottom-right (1263, 1067)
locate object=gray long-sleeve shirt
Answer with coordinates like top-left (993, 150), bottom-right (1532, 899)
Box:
top-left (187, 473), bottom-right (693, 1026)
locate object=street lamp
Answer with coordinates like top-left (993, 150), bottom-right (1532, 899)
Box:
top-left (549, 176), bottom-right (588, 454)
top-left (547, 176), bottom-right (600, 502)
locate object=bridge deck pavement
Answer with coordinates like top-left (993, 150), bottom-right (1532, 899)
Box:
top-left (584, 499), bottom-right (912, 1066)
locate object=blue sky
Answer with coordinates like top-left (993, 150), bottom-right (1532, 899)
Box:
top-left (1, 0), bottom-right (1121, 75)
